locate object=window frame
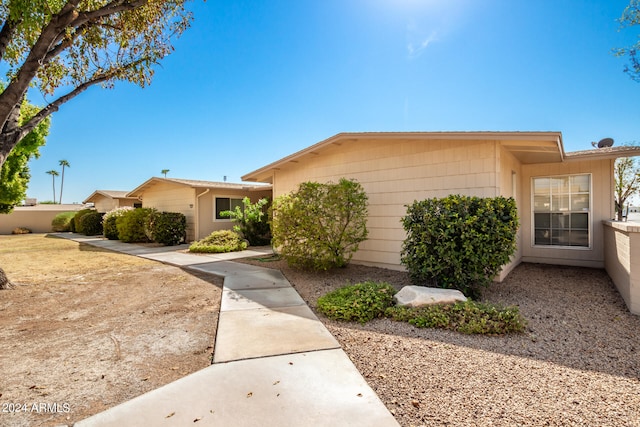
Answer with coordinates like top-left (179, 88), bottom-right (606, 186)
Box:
top-left (214, 196), bottom-right (244, 221)
top-left (530, 173), bottom-right (592, 250)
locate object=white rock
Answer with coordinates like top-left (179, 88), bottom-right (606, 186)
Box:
top-left (394, 286), bottom-right (467, 307)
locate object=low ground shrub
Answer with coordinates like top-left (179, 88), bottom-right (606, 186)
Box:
top-left (385, 301), bottom-right (526, 334)
top-left (145, 211), bottom-right (187, 246)
top-left (51, 212), bottom-right (76, 232)
top-left (317, 281), bottom-right (396, 324)
top-left (189, 230), bottom-right (247, 253)
top-left (78, 211), bottom-right (104, 236)
top-left (102, 207), bottom-right (134, 240)
top-left (316, 282), bottom-right (526, 334)
top-left (116, 208), bottom-right (156, 243)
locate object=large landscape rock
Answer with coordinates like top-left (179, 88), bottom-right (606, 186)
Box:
top-left (394, 286), bottom-right (467, 307)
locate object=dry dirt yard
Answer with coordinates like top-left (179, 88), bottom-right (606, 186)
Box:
top-left (0, 234), bottom-right (222, 427)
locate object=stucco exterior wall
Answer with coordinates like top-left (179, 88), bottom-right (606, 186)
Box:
top-left (196, 189), bottom-right (272, 240)
top-left (603, 221), bottom-right (640, 315)
top-left (272, 138), bottom-right (501, 270)
top-left (520, 158), bottom-right (613, 268)
top-left (139, 182), bottom-right (197, 241)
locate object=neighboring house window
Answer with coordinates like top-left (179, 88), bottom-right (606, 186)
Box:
top-left (532, 174), bottom-right (590, 248)
top-left (215, 197), bottom-right (243, 220)
top-left (133, 202), bottom-right (142, 208)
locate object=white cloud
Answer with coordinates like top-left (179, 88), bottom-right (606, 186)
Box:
top-left (407, 31), bottom-right (438, 58)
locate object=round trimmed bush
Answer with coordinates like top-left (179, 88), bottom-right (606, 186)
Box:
top-left (145, 211), bottom-right (187, 246)
top-left (73, 209), bottom-right (95, 234)
top-left (116, 208), bottom-right (156, 243)
top-left (51, 211), bottom-right (76, 232)
top-left (102, 207), bottom-right (134, 240)
top-left (79, 211), bottom-right (104, 236)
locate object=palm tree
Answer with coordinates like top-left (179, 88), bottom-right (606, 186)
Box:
top-left (46, 170), bottom-right (59, 203)
top-left (161, 169), bottom-right (170, 178)
top-left (58, 159), bottom-right (70, 204)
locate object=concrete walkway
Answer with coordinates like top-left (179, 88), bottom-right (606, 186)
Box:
top-left (56, 234), bottom-right (399, 427)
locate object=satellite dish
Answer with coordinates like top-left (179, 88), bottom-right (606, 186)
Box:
top-left (597, 138), bottom-right (614, 148)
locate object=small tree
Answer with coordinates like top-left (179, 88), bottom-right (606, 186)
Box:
top-left (615, 0), bottom-right (640, 82)
top-left (614, 156), bottom-right (640, 219)
top-left (401, 195), bottom-right (519, 298)
top-left (0, 1), bottom-right (193, 169)
top-left (271, 178), bottom-right (368, 270)
top-left (221, 197), bottom-right (271, 246)
top-left (0, 101), bottom-right (50, 214)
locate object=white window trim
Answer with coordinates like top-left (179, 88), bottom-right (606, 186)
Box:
top-left (530, 173), bottom-right (592, 250)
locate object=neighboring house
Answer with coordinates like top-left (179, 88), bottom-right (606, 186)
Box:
top-left (82, 190), bottom-right (141, 213)
top-left (242, 131), bottom-right (640, 283)
top-left (127, 177), bottom-right (272, 242)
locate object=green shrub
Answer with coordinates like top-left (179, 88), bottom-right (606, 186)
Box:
top-left (116, 208), bottom-right (156, 243)
top-left (271, 179), bottom-right (368, 270)
top-left (51, 211), bottom-right (76, 232)
top-left (73, 209), bottom-right (95, 234)
top-left (317, 281), bottom-right (396, 324)
top-left (220, 197), bottom-right (271, 246)
top-left (385, 301), bottom-right (526, 335)
top-left (78, 211), bottom-right (104, 236)
top-left (189, 230), bottom-right (247, 253)
top-left (145, 211), bottom-right (187, 246)
top-left (400, 195), bottom-right (518, 298)
top-left (102, 207), bottom-right (134, 240)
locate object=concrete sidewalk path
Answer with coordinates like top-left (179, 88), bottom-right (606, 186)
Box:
top-left (54, 234), bottom-right (399, 427)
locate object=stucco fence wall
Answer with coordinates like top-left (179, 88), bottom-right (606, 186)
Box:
top-left (0, 205), bottom-right (85, 235)
top-left (603, 220), bottom-right (640, 315)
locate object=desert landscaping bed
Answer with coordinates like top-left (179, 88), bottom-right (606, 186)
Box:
top-left (238, 258), bottom-right (640, 427)
top-left (1, 234), bottom-right (639, 426)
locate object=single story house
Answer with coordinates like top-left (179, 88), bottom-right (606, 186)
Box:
top-left (82, 190), bottom-right (141, 212)
top-left (242, 132), bottom-right (640, 314)
top-left (127, 177), bottom-right (272, 242)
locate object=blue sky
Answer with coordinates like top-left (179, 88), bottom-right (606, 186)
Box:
top-left (23, 0), bottom-right (640, 203)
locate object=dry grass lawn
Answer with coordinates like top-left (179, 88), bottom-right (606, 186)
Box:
top-left (0, 234), bottom-right (222, 427)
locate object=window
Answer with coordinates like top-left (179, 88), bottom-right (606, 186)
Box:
top-left (215, 197), bottom-right (243, 220)
top-left (532, 174), bottom-right (590, 248)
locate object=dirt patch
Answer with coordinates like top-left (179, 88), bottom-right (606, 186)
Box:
top-left (0, 234), bottom-right (222, 427)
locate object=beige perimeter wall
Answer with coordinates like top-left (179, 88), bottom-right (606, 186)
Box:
top-left (0, 205), bottom-right (83, 234)
top-left (272, 138), bottom-right (503, 270)
top-left (603, 221), bottom-right (640, 315)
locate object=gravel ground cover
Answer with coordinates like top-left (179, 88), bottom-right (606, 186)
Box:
top-left (239, 258), bottom-right (640, 427)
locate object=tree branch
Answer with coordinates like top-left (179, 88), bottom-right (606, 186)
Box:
top-left (0, 16), bottom-right (21, 61)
